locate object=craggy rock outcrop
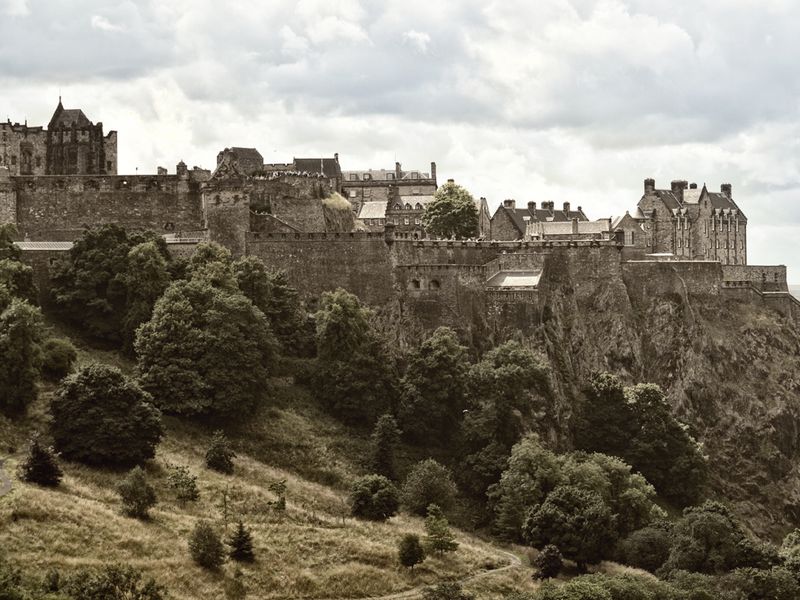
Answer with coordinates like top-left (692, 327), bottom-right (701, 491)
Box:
top-left (535, 259), bottom-right (800, 538)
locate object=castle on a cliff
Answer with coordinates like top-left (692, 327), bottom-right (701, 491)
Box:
top-left (2, 102), bottom-right (797, 335)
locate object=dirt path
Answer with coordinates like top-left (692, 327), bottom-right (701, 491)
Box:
top-left (0, 458), bottom-right (11, 498)
top-left (322, 547), bottom-right (523, 600)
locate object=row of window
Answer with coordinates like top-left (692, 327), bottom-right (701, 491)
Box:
top-left (348, 172), bottom-right (423, 181)
top-left (409, 279), bottom-right (440, 290)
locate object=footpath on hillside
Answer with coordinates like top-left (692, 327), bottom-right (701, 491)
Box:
top-left (0, 459), bottom-right (11, 498)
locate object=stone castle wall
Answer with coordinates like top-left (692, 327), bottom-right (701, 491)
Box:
top-left (722, 264), bottom-right (787, 291)
top-left (621, 260), bottom-right (723, 305)
top-left (9, 175), bottom-right (203, 239)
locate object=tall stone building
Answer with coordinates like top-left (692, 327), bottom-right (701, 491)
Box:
top-left (342, 162), bottom-right (437, 215)
top-left (638, 179), bottom-right (747, 265)
top-left (489, 200), bottom-right (589, 240)
top-left (0, 99), bottom-right (117, 176)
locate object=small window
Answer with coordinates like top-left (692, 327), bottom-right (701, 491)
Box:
top-left (106, 160), bottom-right (112, 171)
top-left (415, 203), bottom-right (423, 210)
top-left (349, 190), bottom-right (357, 198)
top-left (364, 189), bottom-right (372, 197)
top-left (415, 218), bottom-right (420, 225)
top-left (394, 204), bottom-right (401, 210)
top-left (404, 218), bottom-right (410, 225)
top-left (404, 203), bottom-right (412, 210)
top-left (630, 231), bottom-right (635, 245)
top-left (411, 279), bottom-right (421, 290)
top-left (386, 173), bottom-right (395, 180)
top-left (429, 280), bottom-right (440, 290)
top-left (35, 156), bottom-right (42, 168)
top-left (349, 174), bottom-right (359, 181)
top-left (363, 173), bottom-right (371, 181)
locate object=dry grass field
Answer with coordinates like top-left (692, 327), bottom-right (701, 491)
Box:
top-left (0, 344), bottom-right (534, 599)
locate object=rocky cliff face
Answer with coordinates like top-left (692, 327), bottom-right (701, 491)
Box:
top-left (535, 258), bottom-right (800, 538)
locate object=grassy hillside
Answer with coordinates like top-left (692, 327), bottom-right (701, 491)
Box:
top-left (0, 342), bottom-right (534, 599)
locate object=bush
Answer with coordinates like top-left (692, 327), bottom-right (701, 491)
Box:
top-left (17, 434), bottom-right (62, 487)
top-left (371, 413), bottom-right (401, 480)
top-left (616, 523), bottom-right (672, 573)
top-left (227, 521), bottom-right (255, 563)
top-left (40, 337), bottom-right (78, 381)
top-left (166, 464), bottom-right (199, 505)
top-left (61, 564), bottom-right (167, 599)
top-left (398, 534), bottom-right (426, 569)
top-left (117, 467), bottom-right (157, 519)
top-left (422, 582), bottom-right (475, 600)
top-left (50, 363), bottom-right (163, 466)
top-left (189, 521), bottom-right (225, 570)
top-left (533, 545), bottom-right (563, 580)
top-left (205, 430), bottom-right (236, 474)
top-left (400, 458), bottom-right (458, 516)
top-left (349, 474), bottom-right (399, 521)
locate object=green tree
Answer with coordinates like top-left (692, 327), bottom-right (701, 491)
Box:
top-left (227, 521), bottom-right (255, 562)
top-left (315, 288), bottom-right (371, 361)
top-left (400, 459), bottom-right (458, 516)
top-left (424, 504), bottom-right (458, 555)
top-left (399, 327), bottom-right (469, 444)
top-left (661, 501), bottom-right (749, 575)
top-left (523, 485), bottom-right (617, 572)
top-left (532, 545), bottom-right (563, 580)
top-left (186, 242), bottom-right (237, 291)
top-left (135, 279), bottom-right (276, 417)
top-left (349, 474), bottom-right (400, 521)
top-left (166, 464), bottom-right (199, 505)
top-left (189, 521), bottom-right (225, 570)
top-left (398, 534), bottom-right (426, 569)
top-left (62, 564), bottom-right (167, 600)
top-left (117, 466), bottom-right (157, 519)
top-left (17, 434), bottom-right (62, 487)
top-left (422, 181), bottom-right (479, 240)
top-left (121, 241), bottom-right (170, 354)
top-left (50, 363), bottom-right (163, 465)
top-left (625, 383), bottom-right (707, 506)
top-left (51, 225), bottom-right (168, 344)
top-left (0, 297), bottom-right (43, 414)
top-left (719, 567), bottom-right (800, 600)
top-left (0, 258), bottom-right (37, 305)
top-left (371, 414), bottom-right (401, 480)
top-left (205, 430), bottom-right (236, 474)
top-left (0, 223), bottom-right (21, 261)
top-left (461, 341), bottom-right (550, 497)
top-left (572, 372), bottom-right (635, 458)
top-left (40, 337), bottom-right (78, 381)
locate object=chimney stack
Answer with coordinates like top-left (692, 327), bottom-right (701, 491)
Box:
top-left (721, 183), bottom-right (732, 198)
top-left (563, 201), bottom-right (571, 213)
top-left (447, 178), bottom-right (454, 184)
top-left (572, 217), bottom-right (579, 235)
top-left (395, 162), bottom-right (402, 179)
top-left (671, 180), bottom-right (688, 202)
top-left (690, 182), bottom-right (698, 189)
top-left (503, 199), bottom-right (516, 209)
top-left (430, 161), bottom-right (437, 183)
top-left (644, 178), bottom-right (655, 193)
top-left (528, 201), bottom-right (537, 211)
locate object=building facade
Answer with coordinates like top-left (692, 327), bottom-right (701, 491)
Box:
top-left (342, 162), bottom-right (437, 215)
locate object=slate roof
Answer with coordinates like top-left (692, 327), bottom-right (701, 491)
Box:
top-left (50, 107), bottom-right (92, 129)
top-left (228, 147), bottom-right (263, 161)
top-left (392, 195), bottom-right (435, 209)
top-left (294, 158), bottom-right (341, 179)
top-left (486, 270), bottom-right (542, 288)
top-left (496, 204), bottom-right (588, 235)
top-left (358, 201), bottom-right (388, 220)
top-left (342, 169), bottom-right (431, 181)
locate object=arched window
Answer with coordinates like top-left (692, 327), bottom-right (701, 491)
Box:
top-left (415, 203), bottom-right (423, 210)
top-left (405, 203), bottom-right (412, 210)
top-left (394, 203), bottom-right (401, 210)
top-left (429, 280), bottom-right (440, 290)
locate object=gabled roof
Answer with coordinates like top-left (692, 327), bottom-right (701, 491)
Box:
top-left (49, 99), bottom-right (93, 129)
top-left (651, 189), bottom-right (682, 210)
top-left (227, 147), bottom-right (263, 161)
top-left (493, 204), bottom-right (588, 235)
top-left (294, 157), bottom-right (341, 179)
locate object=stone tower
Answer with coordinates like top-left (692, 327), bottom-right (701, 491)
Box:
top-left (45, 98), bottom-right (117, 175)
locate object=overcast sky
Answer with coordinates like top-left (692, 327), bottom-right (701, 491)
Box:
top-left (2, 0), bottom-right (799, 280)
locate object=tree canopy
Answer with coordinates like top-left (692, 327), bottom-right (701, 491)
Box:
top-left (422, 181), bottom-right (479, 239)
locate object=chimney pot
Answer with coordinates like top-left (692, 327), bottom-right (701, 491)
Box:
top-left (644, 178), bottom-right (655, 193)
top-left (503, 199), bottom-right (516, 209)
top-left (690, 183), bottom-right (698, 189)
top-left (563, 201), bottom-right (571, 212)
top-left (721, 183), bottom-right (732, 198)
top-left (527, 201), bottom-right (537, 211)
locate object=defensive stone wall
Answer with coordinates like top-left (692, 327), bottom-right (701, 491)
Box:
top-left (10, 174), bottom-right (204, 239)
top-left (249, 175), bottom-right (332, 232)
top-left (622, 260), bottom-right (722, 304)
top-left (722, 264), bottom-right (787, 291)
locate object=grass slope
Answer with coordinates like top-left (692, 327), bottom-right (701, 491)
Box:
top-left (0, 345), bottom-right (531, 599)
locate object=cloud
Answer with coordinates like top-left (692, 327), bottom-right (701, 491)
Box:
top-left (403, 30), bottom-right (431, 53)
top-left (90, 15), bottom-right (124, 32)
top-left (1, 0), bottom-right (800, 279)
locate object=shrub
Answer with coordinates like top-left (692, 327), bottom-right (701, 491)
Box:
top-left (616, 523), bottom-right (672, 573)
top-left (166, 464), bottom-right (199, 505)
top-left (422, 582), bottom-right (475, 600)
top-left (371, 413), bottom-right (401, 480)
top-left (205, 430), bottom-right (236, 474)
top-left (349, 474), bottom-right (399, 521)
top-left (50, 363), bottom-right (163, 466)
top-left (424, 504), bottom-right (458, 555)
top-left (135, 279), bottom-right (276, 417)
top-left (532, 545), bottom-right (563, 580)
top-left (17, 434), bottom-right (62, 487)
top-left (40, 337), bottom-right (77, 381)
top-left (227, 521), bottom-right (255, 563)
top-left (189, 521), bottom-right (225, 570)
top-left (398, 534), bottom-right (426, 569)
top-left (117, 467), bottom-right (157, 519)
top-left (421, 181), bottom-right (479, 240)
top-left (61, 564), bottom-right (167, 600)
top-left (400, 458), bottom-right (458, 516)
